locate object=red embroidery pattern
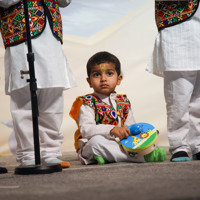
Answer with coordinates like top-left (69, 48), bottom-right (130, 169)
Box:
top-left (0, 0), bottom-right (62, 48)
top-left (155, 0), bottom-right (199, 31)
top-left (80, 94), bottom-right (131, 126)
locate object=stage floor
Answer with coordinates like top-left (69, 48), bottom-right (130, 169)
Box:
top-left (0, 149), bottom-right (200, 200)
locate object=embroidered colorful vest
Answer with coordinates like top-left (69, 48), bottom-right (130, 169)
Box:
top-left (155, 0), bottom-right (199, 31)
top-left (0, 0), bottom-right (63, 48)
top-left (70, 94), bottom-right (131, 152)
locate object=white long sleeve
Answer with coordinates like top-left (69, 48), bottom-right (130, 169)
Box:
top-left (78, 104), bottom-right (115, 140)
top-left (57, 0), bottom-right (71, 8)
top-left (0, 0), bottom-right (21, 8)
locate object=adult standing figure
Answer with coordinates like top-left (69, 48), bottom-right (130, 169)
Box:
top-left (147, 0), bottom-right (200, 162)
top-left (0, 0), bottom-right (76, 167)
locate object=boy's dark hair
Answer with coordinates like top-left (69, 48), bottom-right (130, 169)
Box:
top-left (86, 51), bottom-right (121, 77)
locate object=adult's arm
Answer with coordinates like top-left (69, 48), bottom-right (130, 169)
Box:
top-left (0, 0), bottom-right (21, 8)
top-left (58, 0), bottom-right (71, 8)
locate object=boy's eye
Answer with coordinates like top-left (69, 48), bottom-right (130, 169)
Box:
top-left (107, 72), bottom-right (113, 76)
top-left (93, 73), bottom-right (100, 77)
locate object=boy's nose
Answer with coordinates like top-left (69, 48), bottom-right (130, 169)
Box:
top-left (101, 74), bottom-right (107, 81)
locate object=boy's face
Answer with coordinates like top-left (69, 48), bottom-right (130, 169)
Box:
top-left (87, 62), bottom-right (122, 96)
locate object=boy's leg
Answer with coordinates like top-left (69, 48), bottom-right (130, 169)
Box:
top-left (144, 147), bottom-right (166, 162)
top-left (188, 70), bottom-right (200, 159)
top-left (10, 86), bottom-right (35, 165)
top-left (164, 71), bottom-right (196, 161)
top-left (81, 135), bottom-right (145, 164)
top-left (37, 88), bottom-right (70, 168)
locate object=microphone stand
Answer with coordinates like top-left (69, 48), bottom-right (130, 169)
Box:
top-left (15, 0), bottom-right (62, 174)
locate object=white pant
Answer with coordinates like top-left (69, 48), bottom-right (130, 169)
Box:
top-left (10, 86), bottom-right (64, 163)
top-left (164, 71), bottom-right (200, 155)
top-left (79, 135), bottom-right (145, 164)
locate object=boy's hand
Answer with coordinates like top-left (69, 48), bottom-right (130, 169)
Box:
top-left (110, 127), bottom-right (130, 140)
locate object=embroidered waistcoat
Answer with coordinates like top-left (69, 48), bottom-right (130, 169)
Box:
top-left (155, 0), bottom-right (199, 31)
top-left (70, 94), bottom-right (131, 152)
top-left (0, 0), bottom-right (63, 48)
top-left (80, 94), bottom-right (131, 126)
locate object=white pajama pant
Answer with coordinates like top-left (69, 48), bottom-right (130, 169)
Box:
top-left (79, 135), bottom-right (145, 165)
top-left (164, 71), bottom-right (200, 155)
top-left (10, 86), bottom-right (64, 164)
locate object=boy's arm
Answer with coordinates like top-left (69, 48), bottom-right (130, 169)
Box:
top-left (77, 104), bottom-right (116, 140)
top-left (124, 109), bottom-right (136, 127)
top-left (110, 109), bottom-right (135, 140)
top-left (0, 0), bottom-right (21, 8)
top-left (57, 0), bottom-right (71, 8)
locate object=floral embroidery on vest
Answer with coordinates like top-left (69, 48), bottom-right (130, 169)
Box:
top-left (155, 0), bottom-right (199, 31)
top-left (0, 0), bottom-right (62, 48)
top-left (45, 0), bottom-right (63, 41)
top-left (80, 94), bottom-right (131, 127)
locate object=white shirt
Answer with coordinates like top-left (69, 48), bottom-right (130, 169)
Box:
top-left (0, 0), bottom-right (76, 94)
top-left (77, 92), bottom-right (136, 149)
top-left (146, 5), bottom-right (200, 77)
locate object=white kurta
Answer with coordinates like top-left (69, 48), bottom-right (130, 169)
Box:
top-left (1, 0), bottom-right (76, 94)
top-left (0, 0), bottom-right (76, 164)
top-left (146, 5), bottom-right (200, 77)
top-left (76, 92), bottom-right (145, 165)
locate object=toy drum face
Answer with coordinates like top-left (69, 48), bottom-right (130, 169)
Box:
top-left (121, 123), bottom-right (158, 157)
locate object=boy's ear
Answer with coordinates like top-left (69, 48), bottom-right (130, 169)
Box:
top-left (117, 74), bottom-right (123, 85)
top-left (87, 77), bottom-right (92, 88)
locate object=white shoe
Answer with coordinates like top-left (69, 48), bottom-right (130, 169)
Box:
top-left (21, 160), bottom-right (35, 166)
top-left (44, 158), bottom-right (70, 168)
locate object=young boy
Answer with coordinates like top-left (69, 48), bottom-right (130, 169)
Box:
top-left (0, 0), bottom-right (76, 167)
top-left (70, 51), bottom-right (166, 165)
top-left (147, 1), bottom-right (200, 162)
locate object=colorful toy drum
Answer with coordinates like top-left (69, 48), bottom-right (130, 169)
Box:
top-left (121, 123), bottom-right (159, 157)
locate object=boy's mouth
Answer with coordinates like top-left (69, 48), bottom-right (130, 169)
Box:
top-left (100, 84), bottom-right (108, 88)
